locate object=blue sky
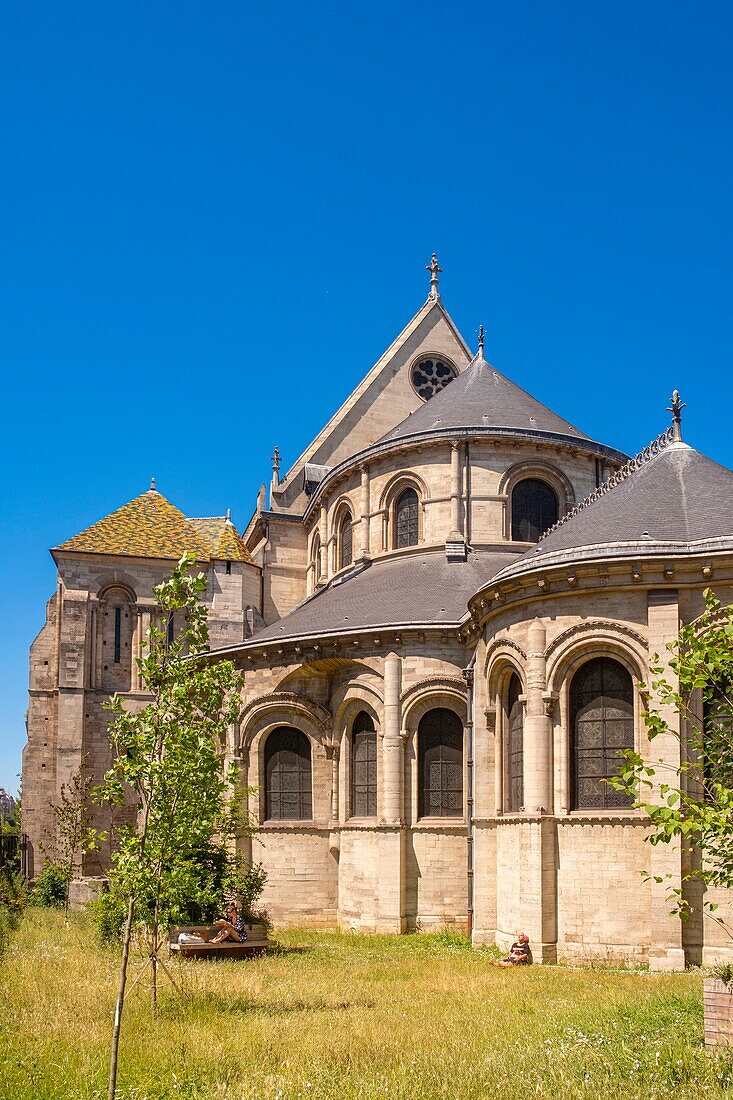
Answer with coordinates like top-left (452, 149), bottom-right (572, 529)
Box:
top-left (1, 1), bottom-right (732, 794)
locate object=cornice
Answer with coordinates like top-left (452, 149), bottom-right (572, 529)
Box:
top-left (301, 426), bottom-right (627, 524)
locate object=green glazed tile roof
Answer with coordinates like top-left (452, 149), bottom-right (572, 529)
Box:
top-left (188, 518), bottom-right (254, 563)
top-left (56, 489), bottom-right (211, 561)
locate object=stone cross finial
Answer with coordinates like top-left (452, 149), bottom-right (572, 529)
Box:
top-left (149, 476), bottom-right (157, 492)
top-left (271, 446), bottom-right (281, 488)
top-left (426, 253), bottom-right (442, 299)
top-left (478, 324), bottom-right (485, 357)
top-left (667, 389), bottom-right (685, 442)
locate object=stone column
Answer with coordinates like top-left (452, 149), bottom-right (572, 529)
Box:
top-left (647, 589), bottom-right (685, 971)
top-left (379, 652), bottom-right (406, 931)
top-left (382, 653), bottom-right (403, 824)
top-left (515, 619), bottom-right (558, 963)
top-left (318, 505), bottom-right (328, 584)
top-left (450, 440), bottom-right (462, 536)
top-left (325, 741), bottom-right (340, 822)
top-left (523, 619), bottom-right (553, 814)
top-left (358, 465), bottom-right (371, 561)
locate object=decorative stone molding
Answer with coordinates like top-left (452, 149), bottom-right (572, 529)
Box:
top-left (544, 620), bottom-right (647, 663)
top-left (542, 691), bottom-right (559, 718)
top-left (237, 691), bottom-right (332, 747)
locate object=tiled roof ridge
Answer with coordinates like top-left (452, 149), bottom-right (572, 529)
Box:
top-left (539, 425), bottom-right (678, 541)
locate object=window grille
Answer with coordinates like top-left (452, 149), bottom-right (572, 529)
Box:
top-left (265, 727), bottom-right (312, 820)
top-left (395, 488), bottom-right (419, 548)
top-left (351, 710), bottom-right (377, 817)
top-left (418, 708), bottom-right (463, 817)
top-left (339, 513), bottom-right (353, 571)
top-left (570, 657), bottom-right (634, 810)
top-left (511, 478), bottom-right (559, 542)
top-left (507, 673), bottom-right (524, 811)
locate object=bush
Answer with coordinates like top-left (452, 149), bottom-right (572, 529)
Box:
top-left (0, 868), bottom-right (29, 917)
top-left (89, 887), bottom-right (127, 944)
top-left (30, 862), bottom-right (70, 909)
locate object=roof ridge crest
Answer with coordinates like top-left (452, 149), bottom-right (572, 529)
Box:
top-left (539, 425), bottom-right (677, 541)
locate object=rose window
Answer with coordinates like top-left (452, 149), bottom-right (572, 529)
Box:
top-left (410, 357), bottom-right (457, 400)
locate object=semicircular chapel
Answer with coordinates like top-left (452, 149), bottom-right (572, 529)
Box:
top-left (24, 260), bottom-right (733, 968)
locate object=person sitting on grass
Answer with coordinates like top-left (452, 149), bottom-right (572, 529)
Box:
top-left (494, 931), bottom-right (532, 967)
top-left (200, 902), bottom-right (248, 944)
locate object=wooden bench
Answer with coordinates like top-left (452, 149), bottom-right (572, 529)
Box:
top-left (168, 923), bottom-right (270, 960)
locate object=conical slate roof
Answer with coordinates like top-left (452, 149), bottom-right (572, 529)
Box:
top-left (380, 353), bottom-right (592, 444)
top-left (492, 440), bottom-right (733, 582)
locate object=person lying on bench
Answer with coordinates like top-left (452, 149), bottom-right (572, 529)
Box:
top-left (200, 903), bottom-right (248, 944)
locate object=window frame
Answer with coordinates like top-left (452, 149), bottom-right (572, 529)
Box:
top-left (506, 672), bottom-right (524, 812)
top-left (417, 707), bottom-right (464, 819)
top-left (393, 487), bottom-right (420, 550)
top-left (569, 657), bottom-right (635, 812)
top-left (510, 477), bottom-right (559, 543)
top-left (350, 710), bottom-right (377, 818)
top-left (264, 726), bottom-right (313, 822)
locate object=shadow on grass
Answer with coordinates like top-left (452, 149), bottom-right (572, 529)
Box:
top-left (163, 990), bottom-right (376, 1018)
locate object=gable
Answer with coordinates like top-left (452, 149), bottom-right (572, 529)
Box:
top-left (271, 298), bottom-right (472, 514)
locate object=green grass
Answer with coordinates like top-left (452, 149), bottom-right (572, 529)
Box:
top-left (1, 910), bottom-right (732, 1099)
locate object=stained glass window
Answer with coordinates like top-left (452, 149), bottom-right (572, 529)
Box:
top-left (351, 711), bottom-right (377, 817)
top-left (339, 513), bottom-right (353, 571)
top-left (507, 673), bottom-right (524, 811)
top-left (395, 488), bottom-right (419, 548)
top-left (511, 479), bottom-right (559, 542)
top-left (418, 708), bottom-right (463, 818)
top-left (570, 658), bottom-right (634, 810)
top-left (265, 727), bottom-right (312, 820)
top-left (410, 357), bottom-right (457, 400)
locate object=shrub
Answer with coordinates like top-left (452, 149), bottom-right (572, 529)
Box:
top-left (0, 868), bottom-right (29, 917)
top-left (89, 887), bottom-right (127, 944)
top-left (30, 862), bottom-right (70, 908)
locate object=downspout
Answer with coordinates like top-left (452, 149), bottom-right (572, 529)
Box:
top-left (462, 651), bottom-right (477, 939)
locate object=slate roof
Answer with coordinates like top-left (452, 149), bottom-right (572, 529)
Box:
top-left (493, 441), bottom-right (733, 581)
top-left (243, 548), bottom-right (522, 645)
top-left (380, 352), bottom-right (594, 445)
top-left (55, 489), bottom-right (253, 563)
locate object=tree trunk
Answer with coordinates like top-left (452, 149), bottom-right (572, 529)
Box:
top-left (108, 894), bottom-right (135, 1100)
top-left (151, 927), bottom-right (158, 1016)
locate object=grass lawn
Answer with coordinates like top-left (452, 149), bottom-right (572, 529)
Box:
top-left (1, 911), bottom-right (732, 1099)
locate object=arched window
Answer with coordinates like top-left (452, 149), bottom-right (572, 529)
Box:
top-left (265, 727), bottom-right (312, 821)
top-left (339, 512), bottom-right (353, 571)
top-left (570, 658), bottom-right (634, 810)
top-left (511, 479), bottom-right (559, 542)
top-left (394, 488), bottom-right (419, 549)
top-left (100, 585), bottom-right (135, 693)
top-left (351, 710), bottom-right (377, 817)
top-left (418, 708), bottom-right (463, 818)
top-left (507, 673), bottom-right (524, 812)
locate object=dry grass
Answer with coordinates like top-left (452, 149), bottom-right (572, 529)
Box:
top-left (1, 910), bottom-right (732, 1099)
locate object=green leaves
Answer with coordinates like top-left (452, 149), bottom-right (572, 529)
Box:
top-left (97, 554), bottom-right (250, 945)
top-left (611, 589), bottom-right (733, 921)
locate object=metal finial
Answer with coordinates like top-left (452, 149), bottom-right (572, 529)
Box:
top-left (271, 446), bottom-right (281, 473)
top-left (477, 324), bottom-right (485, 357)
top-left (225, 507), bottom-right (232, 524)
top-left (149, 476), bottom-right (157, 492)
top-left (426, 253), bottom-right (442, 299)
top-left (667, 389), bottom-right (686, 442)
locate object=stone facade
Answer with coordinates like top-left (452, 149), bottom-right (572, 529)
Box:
top-left (23, 267), bottom-right (733, 966)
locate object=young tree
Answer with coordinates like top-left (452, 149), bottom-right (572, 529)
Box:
top-left (611, 588), bottom-right (733, 934)
top-left (45, 759), bottom-right (102, 919)
top-left (99, 553), bottom-right (246, 1100)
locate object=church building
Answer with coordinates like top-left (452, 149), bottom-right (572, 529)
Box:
top-left (23, 258), bottom-right (733, 969)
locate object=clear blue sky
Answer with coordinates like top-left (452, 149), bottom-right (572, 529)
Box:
top-left (2, 2), bottom-right (732, 794)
